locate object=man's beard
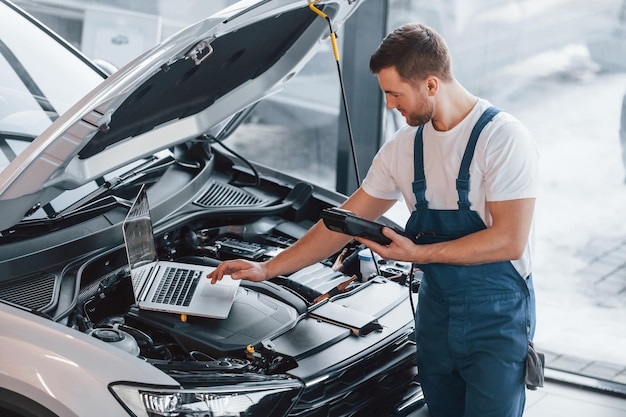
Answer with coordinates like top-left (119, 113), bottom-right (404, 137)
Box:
top-left (404, 100), bottom-right (433, 127)
top-left (406, 112), bottom-right (431, 127)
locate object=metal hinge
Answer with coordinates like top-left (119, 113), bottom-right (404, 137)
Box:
top-left (186, 37), bottom-right (215, 66)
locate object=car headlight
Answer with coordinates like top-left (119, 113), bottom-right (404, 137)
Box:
top-left (110, 378), bottom-right (303, 417)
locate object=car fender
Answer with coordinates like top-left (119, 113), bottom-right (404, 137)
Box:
top-left (0, 302), bottom-right (177, 417)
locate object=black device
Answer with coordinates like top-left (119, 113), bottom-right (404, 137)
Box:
top-left (320, 207), bottom-right (404, 245)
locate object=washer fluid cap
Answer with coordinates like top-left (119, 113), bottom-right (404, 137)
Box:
top-left (91, 328), bottom-right (124, 342)
top-left (358, 249), bottom-right (373, 261)
top-left (90, 328), bottom-right (141, 356)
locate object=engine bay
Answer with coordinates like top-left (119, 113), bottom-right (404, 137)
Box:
top-left (67, 212), bottom-right (417, 376)
top-left (0, 150), bottom-right (424, 414)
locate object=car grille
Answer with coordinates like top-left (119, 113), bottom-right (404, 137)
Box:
top-left (194, 180), bottom-right (267, 208)
top-left (290, 329), bottom-right (419, 417)
top-left (0, 272), bottom-right (56, 311)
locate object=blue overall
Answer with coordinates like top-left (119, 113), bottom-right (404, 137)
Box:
top-left (406, 107), bottom-right (536, 417)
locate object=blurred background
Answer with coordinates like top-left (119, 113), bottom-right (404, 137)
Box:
top-left (13, 0), bottom-right (626, 382)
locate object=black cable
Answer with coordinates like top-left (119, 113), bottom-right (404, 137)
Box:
top-left (408, 264), bottom-right (416, 317)
top-left (311, 3), bottom-right (383, 277)
top-left (205, 134), bottom-right (261, 187)
top-left (316, 13), bottom-right (361, 186)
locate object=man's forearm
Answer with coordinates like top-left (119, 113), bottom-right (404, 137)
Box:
top-left (411, 198), bottom-right (535, 265)
top-left (413, 228), bottom-right (525, 266)
top-left (264, 220), bottom-right (354, 278)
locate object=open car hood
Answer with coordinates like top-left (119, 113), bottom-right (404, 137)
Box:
top-left (0, 0), bottom-right (360, 231)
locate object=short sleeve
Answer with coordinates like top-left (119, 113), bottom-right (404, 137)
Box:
top-left (483, 118), bottom-right (540, 202)
top-left (361, 127), bottom-right (414, 201)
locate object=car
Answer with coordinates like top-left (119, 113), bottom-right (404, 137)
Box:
top-left (0, 1), bottom-right (422, 416)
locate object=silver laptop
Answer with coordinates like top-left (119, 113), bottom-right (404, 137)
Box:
top-left (122, 184), bottom-right (239, 319)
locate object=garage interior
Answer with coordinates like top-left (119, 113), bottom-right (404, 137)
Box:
top-left (10, 0), bottom-right (626, 415)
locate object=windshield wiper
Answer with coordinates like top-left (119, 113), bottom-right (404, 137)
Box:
top-left (0, 195), bottom-right (123, 239)
top-left (56, 155), bottom-right (176, 218)
top-left (0, 40), bottom-right (58, 122)
top-left (2, 154), bottom-right (183, 239)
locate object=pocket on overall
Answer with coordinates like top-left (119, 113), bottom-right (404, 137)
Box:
top-left (413, 231), bottom-right (464, 244)
top-left (406, 209), bottom-right (486, 245)
top-left (457, 291), bottom-right (529, 362)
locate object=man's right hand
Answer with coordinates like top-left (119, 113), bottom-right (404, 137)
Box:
top-left (207, 259), bottom-right (269, 284)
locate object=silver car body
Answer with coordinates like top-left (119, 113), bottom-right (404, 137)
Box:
top-left (0, 1), bottom-right (421, 416)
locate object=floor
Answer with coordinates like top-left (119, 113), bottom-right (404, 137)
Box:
top-left (408, 379), bottom-right (626, 416)
top-left (525, 382), bottom-right (626, 417)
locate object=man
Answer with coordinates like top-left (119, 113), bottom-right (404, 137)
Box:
top-left (209, 23), bottom-right (539, 417)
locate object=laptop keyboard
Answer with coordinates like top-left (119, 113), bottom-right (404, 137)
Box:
top-left (152, 267), bottom-right (201, 306)
top-left (131, 268), bottom-right (147, 292)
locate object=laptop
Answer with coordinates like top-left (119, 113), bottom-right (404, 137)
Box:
top-left (122, 184), bottom-right (240, 319)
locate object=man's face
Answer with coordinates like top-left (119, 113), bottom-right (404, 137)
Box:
top-left (377, 67), bottom-right (432, 127)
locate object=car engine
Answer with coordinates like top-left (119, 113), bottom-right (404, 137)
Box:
top-left (69, 212), bottom-right (417, 376)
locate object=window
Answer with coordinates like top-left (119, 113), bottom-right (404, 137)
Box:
top-left (387, 0), bottom-right (626, 375)
top-left (228, 44), bottom-right (341, 190)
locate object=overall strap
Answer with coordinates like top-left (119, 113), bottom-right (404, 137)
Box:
top-left (456, 106), bottom-right (500, 210)
top-left (412, 125), bottom-right (427, 211)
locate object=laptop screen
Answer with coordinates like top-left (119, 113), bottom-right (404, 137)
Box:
top-left (122, 185), bottom-right (158, 271)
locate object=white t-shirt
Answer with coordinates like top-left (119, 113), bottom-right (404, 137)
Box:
top-left (362, 99), bottom-right (539, 278)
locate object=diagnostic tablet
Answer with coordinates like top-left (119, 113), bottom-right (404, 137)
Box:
top-left (320, 207), bottom-right (404, 245)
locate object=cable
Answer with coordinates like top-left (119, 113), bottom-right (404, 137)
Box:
top-left (309, 1), bottom-right (383, 276)
top-left (408, 264), bottom-right (416, 318)
top-left (205, 134), bottom-right (261, 187)
top-left (308, 1), bottom-right (361, 185)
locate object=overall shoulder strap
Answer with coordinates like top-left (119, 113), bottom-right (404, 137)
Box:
top-left (412, 125), bottom-right (427, 211)
top-left (456, 106), bottom-right (501, 209)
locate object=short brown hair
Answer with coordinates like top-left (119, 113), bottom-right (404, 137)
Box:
top-left (369, 23), bottom-right (453, 83)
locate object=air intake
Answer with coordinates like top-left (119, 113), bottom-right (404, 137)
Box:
top-left (0, 272), bottom-right (56, 311)
top-left (194, 180), bottom-right (267, 208)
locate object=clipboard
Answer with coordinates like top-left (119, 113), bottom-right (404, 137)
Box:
top-left (308, 301), bottom-right (383, 336)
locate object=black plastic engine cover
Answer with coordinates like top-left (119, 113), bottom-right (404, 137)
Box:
top-left (126, 285), bottom-right (299, 357)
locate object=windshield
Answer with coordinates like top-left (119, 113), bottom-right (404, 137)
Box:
top-left (0, 2), bottom-right (103, 169)
top-left (0, 2), bottom-right (107, 220)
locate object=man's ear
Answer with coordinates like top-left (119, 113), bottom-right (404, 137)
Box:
top-left (426, 77), bottom-right (439, 96)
